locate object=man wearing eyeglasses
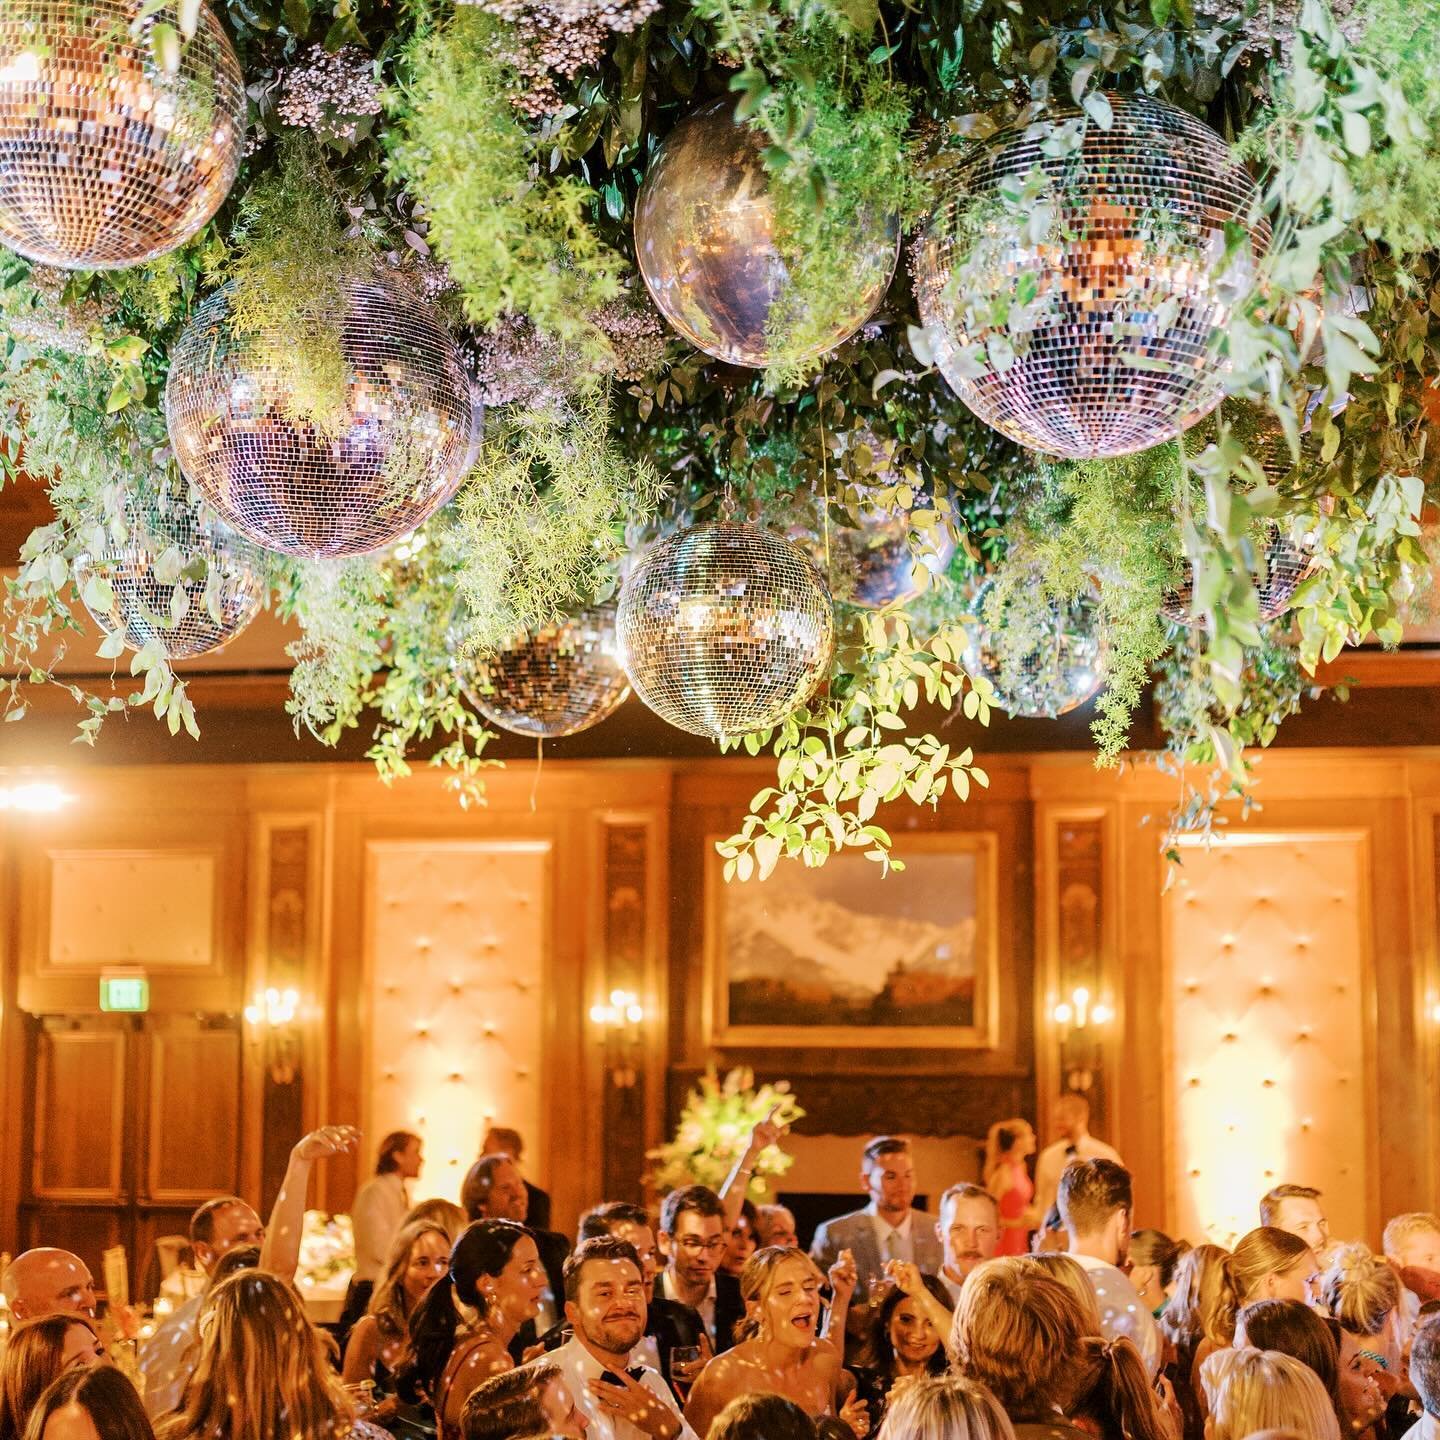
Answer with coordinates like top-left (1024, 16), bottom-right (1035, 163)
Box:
top-left (656, 1185), bottom-right (744, 1358)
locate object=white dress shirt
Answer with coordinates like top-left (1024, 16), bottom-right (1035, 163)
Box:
top-left (658, 1269), bottom-right (716, 1345)
top-left (139, 1292), bottom-right (202, 1417)
top-left (351, 1171), bottom-right (410, 1283)
top-left (534, 1337), bottom-right (697, 1440)
top-left (868, 1205), bottom-right (916, 1265)
top-left (1034, 1134), bottom-right (1122, 1219)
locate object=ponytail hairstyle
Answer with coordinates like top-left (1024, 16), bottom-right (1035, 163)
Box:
top-left (1066, 1336), bottom-right (1172, 1440)
top-left (1129, 1230), bottom-right (1190, 1290)
top-left (1211, 1229), bottom-right (1313, 1343)
top-left (1160, 1244), bottom-right (1231, 1348)
top-left (984, 1120), bottom-right (1030, 1182)
top-left (396, 1219), bottom-right (533, 1404)
top-left (1318, 1244), bottom-right (1401, 1337)
top-left (736, 1248), bottom-right (824, 1345)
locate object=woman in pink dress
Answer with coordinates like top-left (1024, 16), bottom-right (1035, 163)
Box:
top-left (984, 1118), bottom-right (1037, 1256)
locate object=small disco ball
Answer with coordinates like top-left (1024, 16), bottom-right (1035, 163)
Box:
top-left (74, 493), bottom-right (264, 659)
top-left (634, 98), bottom-right (898, 369)
top-left (914, 93), bottom-right (1264, 459)
top-left (617, 521), bottom-right (836, 740)
top-left (458, 604), bottom-right (631, 740)
top-left (1161, 523), bottom-right (1311, 627)
top-left (794, 494), bottom-right (957, 611)
top-left (0, 0), bottom-right (245, 270)
top-left (165, 271), bottom-right (476, 559)
top-left (964, 577), bottom-right (1105, 719)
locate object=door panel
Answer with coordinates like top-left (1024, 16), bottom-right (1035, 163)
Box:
top-left (144, 1021), bottom-right (241, 1203)
top-left (32, 1022), bottom-right (127, 1200)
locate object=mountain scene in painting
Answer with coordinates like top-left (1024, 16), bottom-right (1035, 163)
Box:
top-left (724, 852), bottom-right (978, 1028)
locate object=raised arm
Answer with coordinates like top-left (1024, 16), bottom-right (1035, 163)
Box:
top-left (260, 1124), bottom-right (360, 1281)
top-left (885, 1258), bottom-right (953, 1332)
top-left (719, 1105), bottom-right (786, 1232)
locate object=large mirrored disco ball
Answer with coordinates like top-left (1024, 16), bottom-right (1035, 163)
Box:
top-left (915, 93), bottom-right (1265, 459)
top-left (165, 272), bottom-right (476, 559)
top-left (74, 493), bottom-right (264, 659)
top-left (1161, 523), bottom-right (1311, 628)
top-left (964, 577), bottom-right (1105, 719)
top-left (633, 98), bottom-right (898, 369)
top-left (617, 521), bottom-right (836, 740)
top-left (458, 604), bottom-right (631, 740)
top-left (0, 0), bottom-right (245, 269)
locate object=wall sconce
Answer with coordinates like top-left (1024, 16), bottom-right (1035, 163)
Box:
top-left (0, 781), bottom-right (71, 814)
top-left (1052, 986), bottom-right (1112, 1092)
top-left (244, 986), bottom-right (302, 1085)
top-left (589, 989), bottom-right (645, 1089)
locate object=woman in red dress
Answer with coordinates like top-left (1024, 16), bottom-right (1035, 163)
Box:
top-left (984, 1118), bottom-right (1037, 1256)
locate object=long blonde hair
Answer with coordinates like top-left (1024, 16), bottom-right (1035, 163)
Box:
top-left (737, 1247), bottom-right (825, 1345)
top-left (0, 1315), bottom-right (98, 1440)
top-left (1317, 1243), bottom-right (1400, 1337)
top-left (160, 1271), bottom-right (355, 1440)
top-left (878, 1375), bottom-right (1017, 1440)
top-left (1027, 1254), bottom-right (1102, 1334)
top-left (1207, 1229), bottom-right (1312, 1343)
top-left (368, 1221), bottom-right (450, 1341)
top-left (1160, 1244), bottom-right (1232, 1348)
top-left (1202, 1347), bottom-right (1341, 1440)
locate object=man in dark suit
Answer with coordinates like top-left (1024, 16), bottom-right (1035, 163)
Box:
top-left (481, 1125), bottom-right (552, 1232)
top-left (461, 1152), bottom-right (569, 1361)
top-left (809, 1135), bottom-right (943, 1316)
top-left (657, 1184), bottom-right (744, 1358)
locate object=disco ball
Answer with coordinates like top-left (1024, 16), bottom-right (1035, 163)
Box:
top-left (458, 604), bottom-right (631, 739)
top-left (634, 99), bottom-right (898, 369)
top-left (0, 0), bottom-right (245, 270)
top-left (165, 271), bottom-right (476, 559)
top-left (617, 521), bottom-right (835, 740)
top-left (73, 493), bottom-right (264, 659)
top-left (1161, 523), bottom-right (1311, 627)
top-left (914, 93), bottom-right (1265, 459)
top-left (793, 491), bottom-right (957, 610)
top-left (964, 577), bottom-right (1105, 719)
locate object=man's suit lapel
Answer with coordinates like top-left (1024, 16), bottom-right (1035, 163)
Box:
top-left (914, 1212), bottom-right (943, 1272)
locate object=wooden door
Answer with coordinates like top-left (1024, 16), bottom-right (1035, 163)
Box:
top-left (20, 1013), bottom-right (242, 1299)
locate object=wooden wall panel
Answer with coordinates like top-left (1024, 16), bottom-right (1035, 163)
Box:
top-left (145, 1022), bottom-right (241, 1203)
top-left (32, 1024), bottom-right (126, 1199)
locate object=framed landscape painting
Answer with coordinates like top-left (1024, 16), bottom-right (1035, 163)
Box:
top-left (703, 832), bottom-right (998, 1048)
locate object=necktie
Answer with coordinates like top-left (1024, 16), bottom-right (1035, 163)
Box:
top-left (886, 1230), bottom-right (902, 1260)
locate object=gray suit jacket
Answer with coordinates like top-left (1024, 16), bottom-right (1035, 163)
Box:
top-left (808, 1207), bottom-right (943, 1303)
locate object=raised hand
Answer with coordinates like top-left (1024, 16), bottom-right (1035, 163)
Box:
top-left (587, 1371), bottom-right (682, 1440)
top-left (745, 1104), bottom-right (787, 1159)
top-left (884, 1258), bottom-right (926, 1298)
top-left (829, 1247), bottom-right (859, 1304)
top-left (839, 1391), bottom-right (871, 1438)
top-left (292, 1124), bottom-right (361, 1163)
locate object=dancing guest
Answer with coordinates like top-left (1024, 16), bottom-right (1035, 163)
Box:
top-left (1384, 1214), bottom-right (1440, 1337)
top-left (683, 1247), bottom-right (865, 1437)
top-left (481, 1127), bottom-right (552, 1234)
top-left (537, 1236), bottom-right (694, 1440)
top-left (397, 1220), bottom-right (548, 1440)
top-left (1236, 1300), bottom-right (1354, 1436)
top-left (26, 1367), bottom-right (156, 1440)
top-left (936, 1184), bottom-right (1000, 1304)
top-left (876, 1374), bottom-right (1018, 1440)
top-left (757, 1205), bottom-right (800, 1250)
top-left (1318, 1244), bottom-right (1405, 1431)
top-left (986, 1120), bottom-right (1038, 1256)
top-left (656, 1186), bottom-right (743, 1358)
top-left (1034, 1095), bottom-right (1122, 1222)
top-left (849, 1271), bottom-right (952, 1422)
top-left (1066, 1336), bottom-right (1175, 1440)
top-left (1129, 1230), bottom-right (1190, 1318)
top-left (950, 1259), bottom-right (1089, 1435)
top-left (343, 1130), bottom-right (424, 1334)
top-left (157, 1270), bottom-right (385, 1440)
top-left (810, 1137), bottom-right (942, 1315)
top-left (341, 1220), bottom-right (451, 1406)
top-left (1159, 1244), bottom-right (1232, 1440)
top-left (1261, 1186), bottom-right (1331, 1256)
top-left (461, 1365), bottom-right (588, 1440)
top-left (1058, 1159), bottom-right (1162, 1374)
top-left (569, 1202), bottom-right (669, 1375)
top-left (721, 1201), bottom-right (759, 1281)
top-left (0, 1316), bottom-right (105, 1440)
top-left (1201, 1348), bottom-right (1342, 1440)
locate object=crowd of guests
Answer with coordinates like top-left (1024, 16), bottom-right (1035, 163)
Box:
top-left (2, 1096), bottom-right (1439, 1440)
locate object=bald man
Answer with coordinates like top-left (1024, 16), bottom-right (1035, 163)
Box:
top-left (0, 1247), bottom-right (97, 1321)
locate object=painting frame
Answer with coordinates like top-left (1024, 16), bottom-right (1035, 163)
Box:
top-left (703, 831), bottom-right (1000, 1049)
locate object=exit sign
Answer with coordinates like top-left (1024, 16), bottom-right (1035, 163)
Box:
top-left (99, 975), bottom-right (149, 1012)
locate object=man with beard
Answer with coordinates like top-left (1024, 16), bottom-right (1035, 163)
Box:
top-left (540, 1236), bottom-right (697, 1440)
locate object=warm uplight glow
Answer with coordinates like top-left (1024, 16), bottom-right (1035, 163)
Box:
top-left (0, 782), bottom-right (72, 814)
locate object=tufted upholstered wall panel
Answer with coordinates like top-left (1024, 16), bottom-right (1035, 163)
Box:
top-left (1165, 832), bottom-right (1372, 1246)
top-left (364, 840), bottom-right (551, 1203)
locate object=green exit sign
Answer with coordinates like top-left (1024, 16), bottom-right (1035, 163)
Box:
top-left (99, 975), bottom-right (149, 1013)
